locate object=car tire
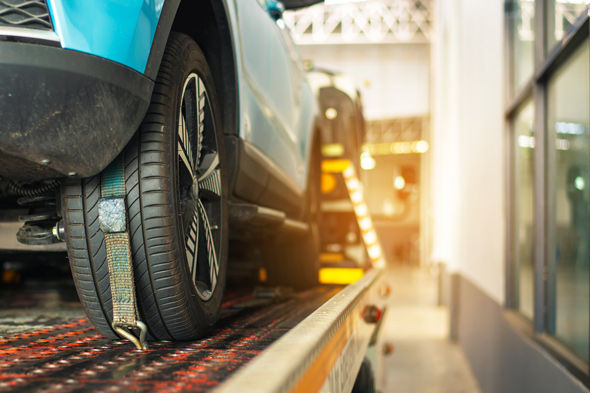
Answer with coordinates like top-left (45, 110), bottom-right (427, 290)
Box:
top-left (62, 32), bottom-right (228, 340)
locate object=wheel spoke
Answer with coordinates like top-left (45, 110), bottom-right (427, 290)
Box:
top-left (197, 152), bottom-right (219, 182)
top-left (178, 114), bottom-right (194, 175)
top-left (198, 169), bottom-right (222, 197)
top-left (195, 77), bottom-right (205, 165)
top-left (197, 199), bottom-right (219, 290)
top-left (185, 208), bottom-right (199, 283)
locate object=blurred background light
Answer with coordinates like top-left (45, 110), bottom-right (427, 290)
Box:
top-left (416, 140), bottom-right (429, 153)
top-left (518, 135), bottom-right (536, 148)
top-left (393, 175), bottom-right (406, 190)
top-left (360, 152), bottom-right (376, 170)
top-left (322, 143), bottom-right (345, 157)
top-left (325, 107), bottom-right (338, 120)
top-left (364, 140), bottom-right (430, 155)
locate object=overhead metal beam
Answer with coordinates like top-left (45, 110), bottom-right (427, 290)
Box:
top-left (284, 0), bottom-right (432, 45)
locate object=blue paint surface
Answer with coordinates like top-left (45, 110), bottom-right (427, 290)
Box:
top-left (47, 0), bottom-right (164, 73)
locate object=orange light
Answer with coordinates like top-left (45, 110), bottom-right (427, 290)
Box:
top-left (319, 253), bottom-right (345, 263)
top-left (259, 268), bottom-right (267, 282)
top-left (319, 268), bottom-right (364, 284)
top-left (322, 158), bottom-right (387, 269)
top-left (321, 173), bottom-right (337, 194)
top-left (322, 159), bottom-right (351, 173)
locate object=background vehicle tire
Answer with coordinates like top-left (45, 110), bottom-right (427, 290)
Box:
top-left (351, 358), bottom-right (375, 393)
top-left (62, 32), bottom-right (228, 340)
top-left (264, 140), bottom-right (321, 290)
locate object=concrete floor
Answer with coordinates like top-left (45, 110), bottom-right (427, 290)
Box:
top-left (376, 265), bottom-right (481, 393)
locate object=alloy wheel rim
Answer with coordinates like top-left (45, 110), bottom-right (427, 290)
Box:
top-left (177, 73), bottom-right (222, 301)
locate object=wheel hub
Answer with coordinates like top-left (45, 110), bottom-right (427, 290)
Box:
top-left (192, 177), bottom-right (199, 199)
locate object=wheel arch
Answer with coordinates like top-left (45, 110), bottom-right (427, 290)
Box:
top-left (145, 0), bottom-right (239, 139)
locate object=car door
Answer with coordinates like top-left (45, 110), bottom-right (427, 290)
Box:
top-left (234, 0), bottom-right (315, 192)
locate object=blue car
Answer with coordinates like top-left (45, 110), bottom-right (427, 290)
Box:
top-left (0, 0), bottom-right (322, 341)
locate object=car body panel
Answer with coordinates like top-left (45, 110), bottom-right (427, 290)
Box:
top-left (0, 0), bottom-right (318, 210)
top-left (231, 0), bottom-right (317, 192)
top-left (47, 0), bottom-right (164, 73)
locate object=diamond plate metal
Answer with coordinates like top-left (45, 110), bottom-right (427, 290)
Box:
top-left (0, 287), bottom-right (339, 392)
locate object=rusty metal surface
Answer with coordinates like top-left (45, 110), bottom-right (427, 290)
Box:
top-left (0, 284), bottom-right (338, 392)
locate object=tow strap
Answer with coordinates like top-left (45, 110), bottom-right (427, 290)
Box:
top-left (98, 155), bottom-right (148, 350)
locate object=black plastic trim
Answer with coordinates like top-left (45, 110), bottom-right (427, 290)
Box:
top-left (227, 136), bottom-right (304, 218)
top-left (211, 0), bottom-right (239, 137)
top-left (144, 0), bottom-right (180, 81)
top-left (170, 0), bottom-right (239, 137)
top-left (0, 41), bottom-right (154, 181)
top-left (228, 202), bottom-right (308, 235)
top-left (282, 0), bottom-right (323, 10)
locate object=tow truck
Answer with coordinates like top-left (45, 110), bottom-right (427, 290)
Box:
top-left (0, 158), bottom-right (388, 393)
top-left (0, 67), bottom-right (389, 392)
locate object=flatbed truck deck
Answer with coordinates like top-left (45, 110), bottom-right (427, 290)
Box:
top-left (0, 268), bottom-right (386, 393)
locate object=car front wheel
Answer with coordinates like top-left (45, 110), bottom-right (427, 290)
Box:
top-left (62, 32), bottom-right (228, 340)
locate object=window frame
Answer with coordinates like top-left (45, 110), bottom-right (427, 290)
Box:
top-left (505, 0), bottom-right (590, 385)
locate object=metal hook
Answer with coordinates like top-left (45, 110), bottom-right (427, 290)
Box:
top-left (113, 321), bottom-right (149, 350)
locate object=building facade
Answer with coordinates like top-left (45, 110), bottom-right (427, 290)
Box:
top-left (433, 0), bottom-right (590, 391)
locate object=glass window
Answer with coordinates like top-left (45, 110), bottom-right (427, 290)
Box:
top-left (509, 0), bottom-right (535, 96)
top-left (513, 100), bottom-right (535, 320)
top-left (547, 1), bottom-right (589, 51)
top-left (547, 40), bottom-right (590, 361)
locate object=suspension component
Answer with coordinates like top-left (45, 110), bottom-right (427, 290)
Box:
top-left (52, 220), bottom-right (66, 242)
top-left (7, 180), bottom-right (60, 197)
top-left (16, 195), bottom-right (61, 245)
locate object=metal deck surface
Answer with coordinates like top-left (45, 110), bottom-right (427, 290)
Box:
top-left (0, 273), bottom-right (339, 392)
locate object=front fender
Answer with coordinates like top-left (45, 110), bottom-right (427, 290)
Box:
top-left (47, 0), bottom-right (165, 74)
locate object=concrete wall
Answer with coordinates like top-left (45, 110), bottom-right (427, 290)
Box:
top-left (457, 275), bottom-right (589, 393)
top-left (430, 0), bottom-right (505, 304)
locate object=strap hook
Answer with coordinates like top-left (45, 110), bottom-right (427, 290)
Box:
top-left (113, 321), bottom-right (149, 350)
